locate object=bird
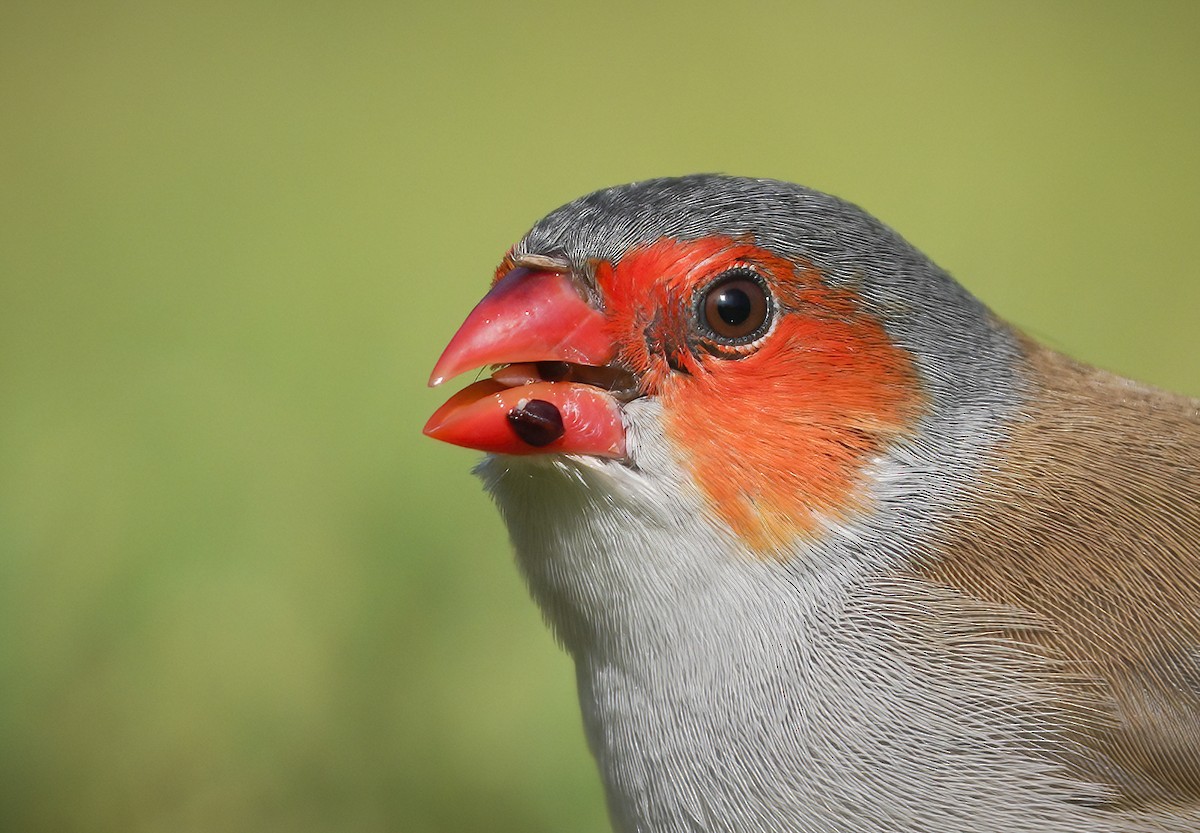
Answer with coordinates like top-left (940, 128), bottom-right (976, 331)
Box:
top-left (423, 175), bottom-right (1200, 832)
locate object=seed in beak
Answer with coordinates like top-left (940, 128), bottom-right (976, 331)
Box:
top-left (535, 361), bottom-right (572, 382)
top-left (506, 399), bottom-right (565, 447)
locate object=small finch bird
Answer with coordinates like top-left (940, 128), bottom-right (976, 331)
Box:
top-left (424, 176), bottom-right (1200, 832)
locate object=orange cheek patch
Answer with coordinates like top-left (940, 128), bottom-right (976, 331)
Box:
top-left (663, 311), bottom-right (921, 553)
top-left (604, 237), bottom-right (924, 555)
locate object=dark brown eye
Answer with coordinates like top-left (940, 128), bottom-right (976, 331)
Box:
top-left (698, 270), bottom-right (772, 344)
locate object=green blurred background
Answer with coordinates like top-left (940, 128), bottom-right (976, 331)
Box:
top-left (1, 2), bottom-right (1197, 831)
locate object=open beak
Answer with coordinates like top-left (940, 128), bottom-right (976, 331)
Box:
top-left (424, 267), bottom-right (630, 458)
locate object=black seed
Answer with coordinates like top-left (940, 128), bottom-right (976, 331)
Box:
top-left (536, 360), bottom-right (572, 382)
top-left (507, 399), bottom-right (565, 447)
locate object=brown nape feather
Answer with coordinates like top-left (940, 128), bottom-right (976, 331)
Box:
top-left (910, 337), bottom-right (1200, 813)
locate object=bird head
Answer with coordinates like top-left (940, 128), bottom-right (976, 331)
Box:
top-left (426, 175), bottom-right (1019, 557)
top-left (424, 177), bottom-right (1200, 831)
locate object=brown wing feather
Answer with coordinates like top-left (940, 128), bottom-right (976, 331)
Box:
top-left (911, 337), bottom-right (1200, 812)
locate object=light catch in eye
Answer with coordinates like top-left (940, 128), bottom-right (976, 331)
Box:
top-left (699, 270), bottom-right (771, 344)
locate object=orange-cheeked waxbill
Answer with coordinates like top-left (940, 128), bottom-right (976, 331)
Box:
top-left (424, 176), bottom-right (1200, 833)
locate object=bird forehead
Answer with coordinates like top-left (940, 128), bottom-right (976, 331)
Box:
top-left (516, 175), bottom-right (863, 264)
top-left (593, 236), bottom-right (831, 321)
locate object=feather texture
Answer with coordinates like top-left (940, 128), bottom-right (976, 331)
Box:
top-left (432, 175), bottom-right (1200, 832)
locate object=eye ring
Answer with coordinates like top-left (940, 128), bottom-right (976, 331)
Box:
top-left (694, 268), bottom-right (774, 347)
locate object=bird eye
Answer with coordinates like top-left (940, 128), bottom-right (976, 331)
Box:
top-left (698, 270), bottom-right (772, 345)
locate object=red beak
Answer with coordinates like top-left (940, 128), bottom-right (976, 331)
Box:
top-left (424, 268), bottom-right (627, 458)
top-left (428, 267), bottom-right (614, 386)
